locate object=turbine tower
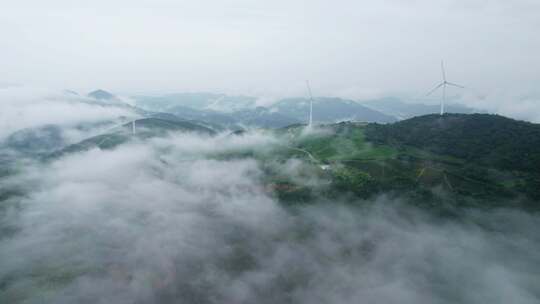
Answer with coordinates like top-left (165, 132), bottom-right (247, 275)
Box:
top-left (132, 120), bottom-right (136, 135)
top-left (426, 60), bottom-right (465, 115)
top-left (306, 80), bottom-right (314, 127)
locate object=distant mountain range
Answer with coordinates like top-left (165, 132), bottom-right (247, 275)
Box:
top-left (58, 90), bottom-right (488, 129)
top-left (133, 93), bottom-right (257, 113)
top-left (1, 89), bottom-right (493, 160)
top-left (5, 89), bottom-right (487, 152)
top-left (132, 92), bottom-right (398, 127)
top-left (270, 97), bottom-right (396, 124)
top-left (131, 92), bottom-right (488, 125)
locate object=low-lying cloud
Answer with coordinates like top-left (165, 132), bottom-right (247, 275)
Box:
top-left (1, 132), bottom-right (539, 303)
top-left (0, 87), bottom-right (134, 141)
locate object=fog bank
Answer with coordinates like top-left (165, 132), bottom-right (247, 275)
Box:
top-left (1, 133), bottom-right (539, 303)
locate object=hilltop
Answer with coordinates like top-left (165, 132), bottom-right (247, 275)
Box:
top-left (366, 114), bottom-right (540, 172)
top-left (87, 89), bottom-right (116, 100)
top-left (49, 118), bottom-right (215, 157)
top-left (361, 98), bottom-right (480, 119)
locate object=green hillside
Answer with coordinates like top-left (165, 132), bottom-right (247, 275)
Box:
top-left (365, 114), bottom-right (540, 172)
top-left (222, 115), bottom-right (540, 209)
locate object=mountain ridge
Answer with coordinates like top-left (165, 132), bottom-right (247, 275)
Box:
top-left (365, 113), bottom-right (540, 173)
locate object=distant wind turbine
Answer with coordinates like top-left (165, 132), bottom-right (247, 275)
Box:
top-left (426, 60), bottom-right (465, 115)
top-left (306, 80), bottom-right (314, 127)
top-left (132, 120), bottom-right (136, 135)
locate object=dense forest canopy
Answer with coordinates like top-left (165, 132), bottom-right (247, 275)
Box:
top-left (366, 114), bottom-right (540, 173)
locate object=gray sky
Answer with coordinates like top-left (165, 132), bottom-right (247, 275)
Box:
top-left (1, 0), bottom-right (540, 117)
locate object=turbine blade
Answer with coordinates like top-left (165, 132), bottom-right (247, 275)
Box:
top-left (426, 83), bottom-right (444, 96)
top-left (441, 60), bottom-right (447, 82)
top-left (446, 82), bottom-right (465, 88)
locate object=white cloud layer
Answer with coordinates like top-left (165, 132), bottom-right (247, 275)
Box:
top-left (1, 132), bottom-right (539, 303)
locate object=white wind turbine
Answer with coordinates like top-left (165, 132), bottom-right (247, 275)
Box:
top-left (306, 80), bottom-right (314, 127)
top-left (426, 60), bottom-right (465, 115)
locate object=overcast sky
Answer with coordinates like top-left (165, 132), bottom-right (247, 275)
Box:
top-left (1, 1), bottom-right (539, 109)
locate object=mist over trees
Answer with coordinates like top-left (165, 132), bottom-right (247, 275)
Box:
top-left (2, 131), bottom-right (540, 303)
top-left (0, 87), bottom-right (539, 303)
top-left (2, 0), bottom-right (540, 301)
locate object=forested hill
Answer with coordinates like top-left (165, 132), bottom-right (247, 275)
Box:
top-left (365, 114), bottom-right (540, 173)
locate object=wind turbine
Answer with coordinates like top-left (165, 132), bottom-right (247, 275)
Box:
top-left (132, 120), bottom-right (136, 135)
top-left (306, 80), bottom-right (314, 127)
top-left (426, 60), bottom-right (465, 115)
